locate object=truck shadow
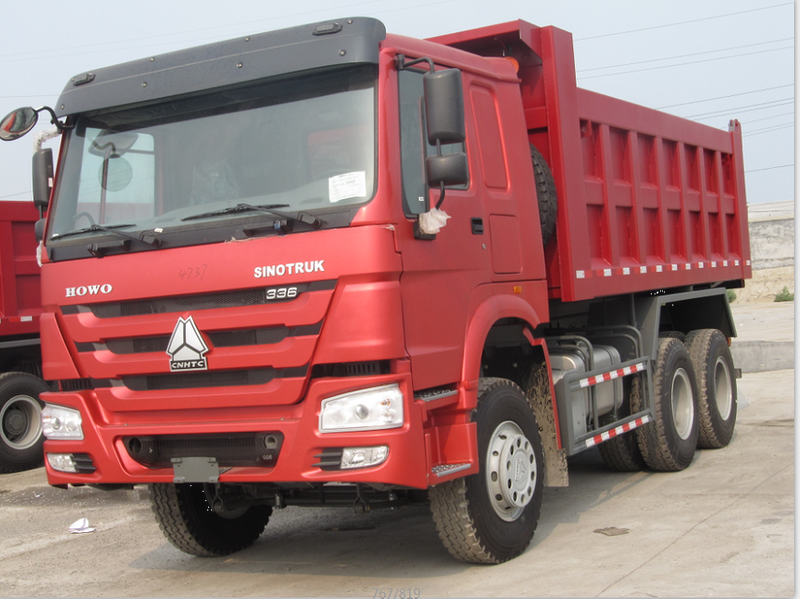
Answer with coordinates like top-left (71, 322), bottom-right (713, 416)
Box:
top-left (127, 450), bottom-right (658, 578)
top-left (535, 447), bottom-right (656, 541)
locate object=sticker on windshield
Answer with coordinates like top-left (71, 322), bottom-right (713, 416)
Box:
top-left (329, 171), bottom-right (366, 203)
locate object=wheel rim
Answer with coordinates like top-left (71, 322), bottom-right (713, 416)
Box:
top-left (714, 356), bottom-right (733, 420)
top-left (0, 395), bottom-right (42, 450)
top-left (671, 368), bottom-right (695, 440)
top-left (486, 420), bottom-right (537, 522)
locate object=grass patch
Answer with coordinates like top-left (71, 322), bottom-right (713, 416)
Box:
top-left (774, 286), bottom-right (794, 302)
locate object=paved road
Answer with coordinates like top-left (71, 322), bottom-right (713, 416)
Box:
top-left (0, 305), bottom-right (793, 597)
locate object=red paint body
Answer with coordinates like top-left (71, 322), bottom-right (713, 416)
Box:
top-left (38, 21), bottom-right (749, 490)
top-left (0, 201), bottom-right (41, 337)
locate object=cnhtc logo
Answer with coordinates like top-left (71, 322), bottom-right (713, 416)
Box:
top-left (166, 316), bottom-right (209, 372)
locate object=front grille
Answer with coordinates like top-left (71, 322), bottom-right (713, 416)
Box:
top-left (311, 360), bottom-right (390, 379)
top-left (66, 280), bottom-right (336, 318)
top-left (60, 379), bottom-right (94, 392)
top-left (121, 366), bottom-right (307, 391)
top-left (124, 432), bottom-right (284, 469)
top-left (98, 322), bottom-right (322, 355)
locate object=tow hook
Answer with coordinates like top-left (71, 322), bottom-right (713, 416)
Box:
top-left (211, 497), bottom-right (226, 515)
top-left (353, 484), bottom-right (370, 514)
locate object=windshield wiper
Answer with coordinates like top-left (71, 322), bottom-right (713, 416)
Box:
top-left (51, 223), bottom-right (162, 250)
top-left (182, 203), bottom-right (325, 229)
top-left (182, 204), bottom-right (289, 222)
top-left (51, 223), bottom-right (138, 240)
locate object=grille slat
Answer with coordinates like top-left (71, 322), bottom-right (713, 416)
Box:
top-left (77, 280), bottom-right (336, 318)
top-left (99, 322), bottom-right (323, 355)
top-left (122, 366), bottom-right (308, 391)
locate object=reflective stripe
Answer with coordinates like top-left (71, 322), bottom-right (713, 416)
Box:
top-left (578, 362), bottom-right (646, 389)
top-left (585, 415), bottom-right (651, 447)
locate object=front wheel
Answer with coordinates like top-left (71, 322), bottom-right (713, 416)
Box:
top-left (0, 372), bottom-right (48, 473)
top-left (149, 483), bottom-right (271, 556)
top-left (429, 378), bottom-right (544, 564)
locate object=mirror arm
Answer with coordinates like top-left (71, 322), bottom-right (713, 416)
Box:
top-left (34, 106), bottom-right (69, 132)
top-left (395, 54), bottom-right (435, 74)
top-left (435, 182), bottom-right (446, 209)
top-left (433, 140), bottom-right (446, 209)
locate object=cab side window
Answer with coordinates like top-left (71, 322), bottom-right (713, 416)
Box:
top-left (398, 68), bottom-right (467, 218)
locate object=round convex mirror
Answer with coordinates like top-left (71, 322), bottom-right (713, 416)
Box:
top-left (0, 107), bottom-right (38, 141)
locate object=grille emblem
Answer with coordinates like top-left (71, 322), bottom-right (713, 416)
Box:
top-left (166, 316), bottom-right (209, 372)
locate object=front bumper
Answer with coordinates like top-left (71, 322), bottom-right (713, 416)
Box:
top-left (43, 370), bottom-right (432, 489)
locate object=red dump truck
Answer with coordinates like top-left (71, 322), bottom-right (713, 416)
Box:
top-left (1, 17), bottom-right (750, 563)
top-left (0, 201), bottom-right (48, 473)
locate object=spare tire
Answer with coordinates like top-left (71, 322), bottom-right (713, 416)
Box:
top-left (530, 144), bottom-right (557, 246)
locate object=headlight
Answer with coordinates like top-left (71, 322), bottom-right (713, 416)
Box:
top-left (42, 404), bottom-right (84, 440)
top-left (319, 384), bottom-right (404, 433)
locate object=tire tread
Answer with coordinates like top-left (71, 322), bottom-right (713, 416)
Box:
top-left (149, 483), bottom-right (269, 557)
top-left (597, 377), bottom-right (647, 472)
top-left (685, 329), bottom-right (737, 449)
top-left (636, 338), bottom-right (698, 471)
top-left (429, 378), bottom-right (542, 564)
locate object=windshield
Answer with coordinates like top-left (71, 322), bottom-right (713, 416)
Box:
top-left (49, 66), bottom-right (377, 250)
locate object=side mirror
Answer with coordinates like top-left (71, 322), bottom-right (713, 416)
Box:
top-left (32, 148), bottom-right (54, 209)
top-left (423, 69), bottom-right (465, 145)
top-left (34, 218), bottom-right (47, 243)
top-left (427, 153), bottom-right (468, 188)
top-left (0, 107), bottom-right (38, 141)
top-left (422, 68), bottom-right (468, 205)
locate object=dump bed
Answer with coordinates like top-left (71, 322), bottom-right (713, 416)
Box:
top-left (0, 201), bottom-right (41, 338)
top-left (431, 21), bottom-right (751, 302)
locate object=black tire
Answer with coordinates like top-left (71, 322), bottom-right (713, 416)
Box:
top-left (597, 376), bottom-right (647, 472)
top-left (149, 483), bottom-right (271, 556)
top-left (684, 329), bottom-right (737, 449)
top-left (429, 378), bottom-right (544, 564)
top-left (530, 145), bottom-right (557, 246)
top-left (659, 330), bottom-right (686, 342)
top-left (0, 372), bottom-right (47, 474)
top-left (635, 338), bottom-right (699, 471)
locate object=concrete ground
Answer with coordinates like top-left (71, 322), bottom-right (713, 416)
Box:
top-left (0, 304), bottom-right (793, 597)
top-left (730, 302), bottom-right (795, 372)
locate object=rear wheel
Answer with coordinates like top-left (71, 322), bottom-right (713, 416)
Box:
top-left (149, 483), bottom-right (271, 556)
top-left (0, 373), bottom-right (47, 473)
top-left (685, 329), bottom-right (737, 448)
top-left (429, 378), bottom-right (544, 564)
top-left (597, 376), bottom-right (647, 471)
top-left (635, 338), bottom-right (699, 471)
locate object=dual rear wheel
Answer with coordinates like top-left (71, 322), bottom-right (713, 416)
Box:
top-left (601, 329), bottom-right (737, 473)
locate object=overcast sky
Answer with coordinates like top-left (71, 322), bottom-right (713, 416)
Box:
top-left (0, 0), bottom-right (793, 204)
